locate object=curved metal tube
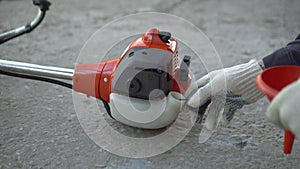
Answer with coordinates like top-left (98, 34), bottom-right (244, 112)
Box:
top-left (0, 7), bottom-right (46, 44)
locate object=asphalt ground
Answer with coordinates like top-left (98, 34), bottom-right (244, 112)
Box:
top-left (0, 0), bottom-right (300, 168)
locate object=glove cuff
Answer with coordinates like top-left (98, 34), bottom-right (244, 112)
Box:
top-left (230, 59), bottom-right (265, 103)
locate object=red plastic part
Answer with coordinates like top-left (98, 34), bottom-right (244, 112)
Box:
top-left (256, 65), bottom-right (300, 154)
top-left (121, 28), bottom-right (176, 57)
top-left (171, 69), bottom-right (191, 94)
top-left (284, 130), bottom-right (295, 154)
top-left (73, 58), bottom-right (120, 103)
top-left (73, 62), bottom-right (105, 99)
top-left (99, 59), bottom-right (120, 102)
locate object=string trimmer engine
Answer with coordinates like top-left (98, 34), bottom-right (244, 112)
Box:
top-left (73, 28), bottom-right (191, 129)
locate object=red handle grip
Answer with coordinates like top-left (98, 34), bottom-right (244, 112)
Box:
top-left (284, 130), bottom-right (295, 154)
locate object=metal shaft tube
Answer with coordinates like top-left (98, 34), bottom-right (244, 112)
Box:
top-left (0, 59), bottom-right (74, 80)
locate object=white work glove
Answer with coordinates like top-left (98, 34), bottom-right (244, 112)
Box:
top-left (266, 79), bottom-right (300, 137)
top-left (188, 59), bottom-right (265, 130)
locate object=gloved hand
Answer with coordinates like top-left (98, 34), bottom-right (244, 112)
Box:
top-left (187, 59), bottom-right (265, 130)
top-left (265, 79), bottom-right (300, 136)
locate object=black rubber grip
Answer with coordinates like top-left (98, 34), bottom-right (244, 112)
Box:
top-left (33, 0), bottom-right (51, 11)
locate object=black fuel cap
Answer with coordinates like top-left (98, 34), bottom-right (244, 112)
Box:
top-left (158, 31), bottom-right (171, 43)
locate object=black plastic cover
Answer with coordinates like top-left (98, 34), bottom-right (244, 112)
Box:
top-left (113, 48), bottom-right (173, 99)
